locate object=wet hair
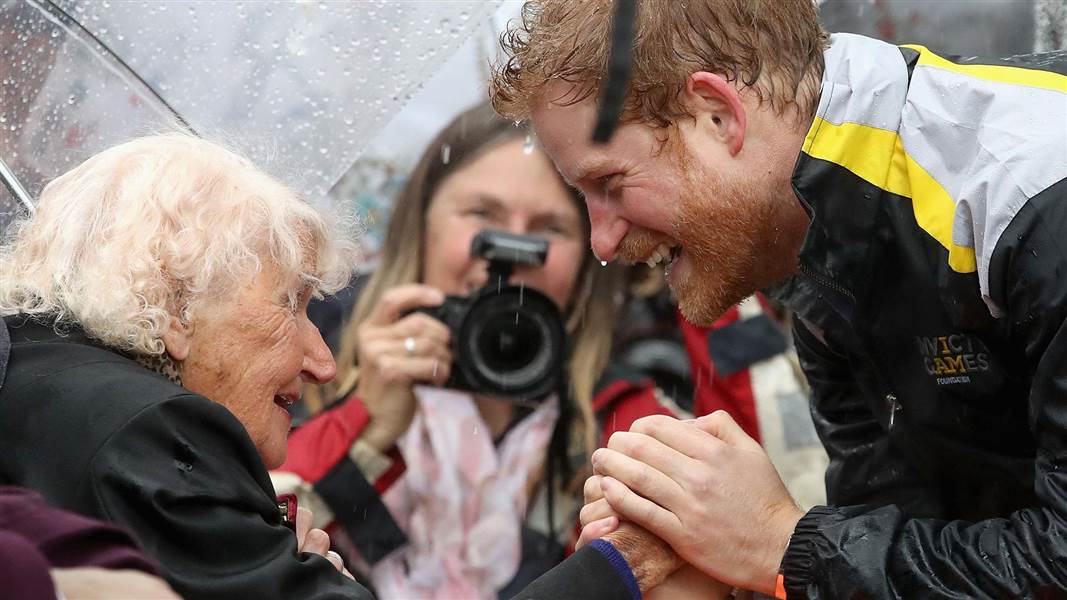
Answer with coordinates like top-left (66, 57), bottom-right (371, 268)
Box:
top-left (491, 0), bottom-right (828, 127)
top-left (0, 132), bottom-right (359, 355)
top-left (323, 101), bottom-right (625, 467)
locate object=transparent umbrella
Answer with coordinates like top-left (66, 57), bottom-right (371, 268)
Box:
top-left (0, 0), bottom-right (501, 229)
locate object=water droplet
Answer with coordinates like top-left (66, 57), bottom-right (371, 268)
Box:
top-left (522, 134), bottom-right (534, 155)
top-left (441, 144), bottom-right (451, 164)
top-left (600, 260), bottom-right (608, 267)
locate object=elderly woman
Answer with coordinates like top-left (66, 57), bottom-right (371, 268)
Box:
top-left (0, 134), bottom-right (372, 599)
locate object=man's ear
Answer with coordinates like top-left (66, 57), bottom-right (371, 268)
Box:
top-left (161, 314), bottom-right (192, 362)
top-left (682, 72), bottom-right (747, 156)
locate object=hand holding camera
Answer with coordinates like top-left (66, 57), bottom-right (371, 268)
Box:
top-left (356, 284), bottom-right (453, 451)
top-left (415, 230), bottom-right (567, 402)
top-left (358, 230), bottom-right (568, 450)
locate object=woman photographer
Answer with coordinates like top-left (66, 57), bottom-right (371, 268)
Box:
top-left (277, 103), bottom-right (684, 599)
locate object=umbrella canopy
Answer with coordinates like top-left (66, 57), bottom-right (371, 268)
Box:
top-left (0, 0), bottom-right (500, 228)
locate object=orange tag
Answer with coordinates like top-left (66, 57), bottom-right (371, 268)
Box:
top-left (774, 573), bottom-right (788, 599)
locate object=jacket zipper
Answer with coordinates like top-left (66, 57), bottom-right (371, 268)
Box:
top-left (798, 262), bottom-right (856, 302)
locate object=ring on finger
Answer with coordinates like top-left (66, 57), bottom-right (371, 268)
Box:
top-left (404, 336), bottom-right (416, 355)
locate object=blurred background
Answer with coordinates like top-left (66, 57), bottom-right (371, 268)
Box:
top-left (4, 0), bottom-right (1062, 251)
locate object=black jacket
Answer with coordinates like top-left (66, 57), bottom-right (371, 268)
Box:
top-left (772, 35), bottom-right (1067, 598)
top-left (0, 316), bottom-right (372, 600)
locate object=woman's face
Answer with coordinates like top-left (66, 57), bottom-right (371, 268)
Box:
top-left (177, 264), bottom-right (336, 469)
top-left (423, 136), bottom-right (586, 310)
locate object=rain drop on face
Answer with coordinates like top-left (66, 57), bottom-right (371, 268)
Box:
top-left (522, 134), bottom-right (534, 155)
top-left (600, 260), bottom-right (608, 267)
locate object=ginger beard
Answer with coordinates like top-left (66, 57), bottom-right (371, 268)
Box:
top-left (620, 146), bottom-right (773, 326)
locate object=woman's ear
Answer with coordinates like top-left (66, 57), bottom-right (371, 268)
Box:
top-left (161, 314), bottom-right (192, 362)
top-left (682, 71), bottom-right (747, 156)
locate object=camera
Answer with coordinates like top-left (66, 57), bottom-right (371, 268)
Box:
top-left (417, 229), bottom-right (567, 402)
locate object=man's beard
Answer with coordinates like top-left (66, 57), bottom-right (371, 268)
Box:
top-left (670, 155), bottom-right (774, 326)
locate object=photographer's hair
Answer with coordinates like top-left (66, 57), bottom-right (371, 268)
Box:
top-left (323, 101), bottom-right (623, 463)
top-left (0, 133), bottom-right (358, 355)
top-left (491, 0), bottom-right (828, 127)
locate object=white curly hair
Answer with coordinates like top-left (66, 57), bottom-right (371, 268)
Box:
top-left (0, 132), bottom-right (360, 355)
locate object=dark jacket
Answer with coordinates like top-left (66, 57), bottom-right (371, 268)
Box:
top-left (772, 35), bottom-right (1067, 598)
top-left (0, 315), bottom-right (372, 600)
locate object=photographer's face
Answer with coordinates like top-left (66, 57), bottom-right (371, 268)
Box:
top-left (423, 136), bottom-right (586, 311)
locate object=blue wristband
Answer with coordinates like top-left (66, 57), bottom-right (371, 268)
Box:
top-left (590, 538), bottom-right (641, 600)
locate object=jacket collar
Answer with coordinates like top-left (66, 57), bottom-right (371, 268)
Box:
top-left (767, 34), bottom-right (911, 326)
top-left (3, 314), bottom-right (93, 346)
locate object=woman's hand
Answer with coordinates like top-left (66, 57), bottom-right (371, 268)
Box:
top-left (296, 507), bottom-right (354, 580)
top-left (356, 284), bottom-right (452, 451)
top-left (579, 475), bottom-right (732, 600)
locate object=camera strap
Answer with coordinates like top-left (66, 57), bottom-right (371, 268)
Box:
top-left (592, 0), bottom-right (637, 144)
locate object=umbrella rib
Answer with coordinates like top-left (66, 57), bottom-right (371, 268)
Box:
top-left (33, 0), bottom-right (198, 136)
top-left (0, 157), bottom-right (34, 215)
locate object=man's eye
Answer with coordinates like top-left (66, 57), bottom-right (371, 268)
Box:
top-left (599, 173), bottom-right (624, 194)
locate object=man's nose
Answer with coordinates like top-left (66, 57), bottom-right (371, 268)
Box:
top-left (302, 325), bottom-right (337, 384)
top-left (587, 196), bottom-right (629, 262)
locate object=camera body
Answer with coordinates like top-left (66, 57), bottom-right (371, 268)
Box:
top-left (417, 230), bottom-right (567, 402)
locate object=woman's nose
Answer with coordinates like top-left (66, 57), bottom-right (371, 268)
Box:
top-left (302, 325), bottom-right (336, 384)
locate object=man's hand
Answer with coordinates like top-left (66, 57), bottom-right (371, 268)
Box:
top-left (578, 474), bottom-right (734, 599)
top-left (591, 411), bottom-right (804, 595)
top-left (296, 506), bottom-right (354, 580)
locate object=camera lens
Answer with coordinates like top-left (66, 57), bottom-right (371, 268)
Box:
top-left (477, 309), bottom-right (549, 377)
top-left (458, 285), bottom-right (564, 400)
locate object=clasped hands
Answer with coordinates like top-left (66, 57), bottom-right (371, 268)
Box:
top-left (576, 411), bottom-right (805, 598)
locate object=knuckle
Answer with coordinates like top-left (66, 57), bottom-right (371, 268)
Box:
top-left (579, 504), bottom-right (594, 526)
top-left (631, 414), bottom-right (667, 434)
top-left (380, 293), bottom-right (401, 313)
top-left (606, 431), bottom-right (626, 450)
top-left (583, 476), bottom-right (602, 501)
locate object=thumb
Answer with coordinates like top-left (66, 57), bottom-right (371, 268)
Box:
top-left (695, 410), bottom-right (761, 451)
